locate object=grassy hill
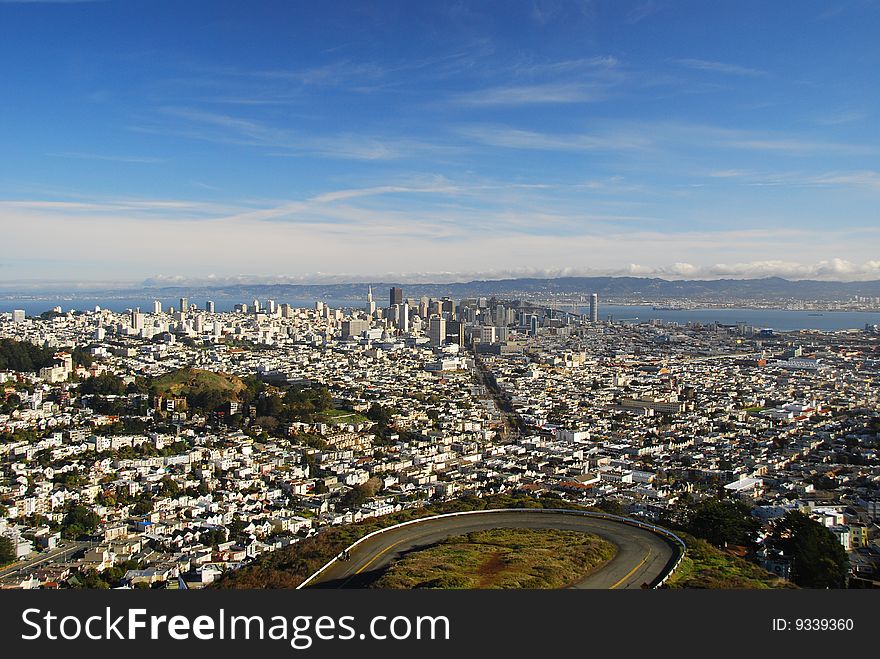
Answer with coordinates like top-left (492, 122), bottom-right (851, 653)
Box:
top-left (372, 528), bottom-right (616, 589)
top-left (666, 535), bottom-right (795, 589)
top-left (152, 368), bottom-right (246, 401)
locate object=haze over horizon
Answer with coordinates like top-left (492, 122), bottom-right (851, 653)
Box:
top-left (2, 1), bottom-right (879, 284)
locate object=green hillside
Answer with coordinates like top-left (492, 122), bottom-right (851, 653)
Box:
top-left (152, 368), bottom-right (246, 404)
top-left (373, 528), bottom-right (616, 589)
top-left (666, 535), bottom-right (795, 589)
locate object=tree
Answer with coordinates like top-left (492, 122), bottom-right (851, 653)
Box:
top-left (339, 485), bottom-right (368, 510)
top-left (0, 535), bottom-right (15, 566)
top-left (79, 373), bottom-right (126, 396)
top-left (684, 498), bottom-right (760, 548)
top-left (61, 504), bottom-right (101, 539)
top-left (771, 512), bottom-right (849, 588)
top-left (131, 500), bottom-right (154, 516)
top-left (0, 338), bottom-right (56, 372)
top-left (158, 476), bottom-right (181, 497)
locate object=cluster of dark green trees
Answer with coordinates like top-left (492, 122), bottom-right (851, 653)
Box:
top-left (60, 504), bottom-right (101, 540)
top-left (69, 561), bottom-right (143, 589)
top-left (338, 478), bottom-right (382, 510)
top-left (367, 403), bottom-right (400, 443)
top-left (0, 338), bottom-right (92, 373)
top-left (0, 535), bottom-right (15, 566)
top-left (678, 498), bottom-right (849, 588)
top-left (0, 338), bottom-right (57, 372)
top-left (247, 380), bottom-right (333, 425)
top-left (770, 511), bottom-right (850, 589)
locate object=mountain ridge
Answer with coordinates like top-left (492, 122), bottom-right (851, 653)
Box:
top-left (7, 276), bottom-right (880, 302)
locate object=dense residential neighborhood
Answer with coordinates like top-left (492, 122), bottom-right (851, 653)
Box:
top-left (1, 290), bottom-right (878, 589)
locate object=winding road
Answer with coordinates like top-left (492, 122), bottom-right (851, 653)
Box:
top-left (305, 510), bottom-right (682, 590)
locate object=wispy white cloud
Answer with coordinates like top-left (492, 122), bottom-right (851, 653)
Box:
top-left (627, 1), bottom-right (660, 24)
top-left (722, 137), bottom-right (871, 154)
top-left (48, 151), bottom-right (164, 164)
top-left (455, 124), bottom-right (650, 151)
top-left (0, 197), bottom-right (239, 218)
top-left (674, 58), bottom-right (767, 77)
top-left (707, 169), bottom-right (750, 178)
top-left (511, 56), bottom-right (620, 77)
top-left (705, 169), bottom-right (880, 191)
top-left (132, 107), bottom-right (457, 161)
top-left (806, 170), bottom-right (880, 189)
top-left (469, 120), bottom-right (876, 157)
top-left (449, 82), bottom-right (607, 106)
top-left (814, 109), bottom-right (869, 125)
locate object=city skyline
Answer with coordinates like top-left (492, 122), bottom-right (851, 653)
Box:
top-left (2, 1), bottom-right (880, 284)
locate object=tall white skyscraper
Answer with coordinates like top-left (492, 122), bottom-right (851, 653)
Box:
top-left (589, 293), bottom-right (599, 323)
top-left (206, 300), bottom-right (215, 313)
top-left (153, 300), bottom-right (163, 315)
top-left (366, 286), bottom-right (376, 317)
top-left (179, 297), bottom-right (189, 314)
top-left (12, 309), bottom-right (26, 323)
top-left (399, 301), bottom-right (409, 332)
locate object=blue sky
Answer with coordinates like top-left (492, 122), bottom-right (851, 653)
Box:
top-left (1, 0), bottom-right (879, 286)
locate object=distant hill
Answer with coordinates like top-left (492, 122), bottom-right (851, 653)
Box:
top-left (151, 368), bottom-right (246, 401)
top-left (9, 275), bottom-right (880, 304)
top-left (131, 276), bottom-right (880, 302)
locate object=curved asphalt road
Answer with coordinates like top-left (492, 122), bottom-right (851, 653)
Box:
top-left (307, 511), bottom-right (679, 590)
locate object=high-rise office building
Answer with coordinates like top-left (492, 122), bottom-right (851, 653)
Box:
top-left (341, 319), bottom-right (370, 340)
top-left (446, 319), bottom-right (465, 346)
top-left (12, 309), bottom-right (26, 323)
top-left (179, 297), bottom-right (189, 315)
top-left (428, 315), bottom-right (446, 347)
top-left (253, 299), bottom-right (261, 313)
top-left (206, 300), bottom-right (215, 313)
top-left (366, 286), bottom-right (377, 317)
top-left (390, 286), bottom-right (403, 308)
top-left (479, 325), bottom-right (497, 344)
top-left (399, 301), bottom-right (409, 332)
top-left (153, 300), bottom-right (163, 315)
top-left (589, 293), bottom-right (599, 323)
top-left (130, 311), bottom-right (145, 330)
